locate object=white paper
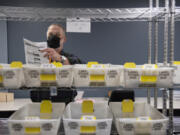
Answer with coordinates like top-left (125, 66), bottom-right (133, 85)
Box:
top-left (24, 38), bottom-right (49, 64)
top-left (66, 18), bottom-right (91, 33)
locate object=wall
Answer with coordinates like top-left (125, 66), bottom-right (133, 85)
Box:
top-left (0, 21), bottom-right (8, 63)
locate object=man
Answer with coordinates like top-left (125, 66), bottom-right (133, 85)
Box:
top-left (31, 24), bottom-right (80, 104)
top-left (41, 24), bottom-right (83, 65)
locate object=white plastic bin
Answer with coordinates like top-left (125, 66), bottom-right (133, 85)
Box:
top-left (73, 63), bottom-right (122, 87)
top-left (173, 62), bottom-right (180, 85)
top-left (8, 103), bottom-right (65, 135)
top-left (109, 102), bottom-right (168, 135)
top-left (0, 63), bottom-right (25, 89)
top-left (63, 102), bottom-right (113, 135)
top-left (23, 64), bottom-right (73, 87)
top-left (122, 64), bottom-right (174, 88)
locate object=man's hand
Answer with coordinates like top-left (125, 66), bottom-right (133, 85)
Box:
top-left (41, 48), bottom-right (61, 62)
top-left (41, 48), bottom-right (70, 65)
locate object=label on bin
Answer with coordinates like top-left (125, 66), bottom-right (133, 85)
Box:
top-left (152, 123), bottom-right (163, 131)
top-left (68, 122), bottom-right (78, 129)
top-left (91, 64), bottom-right (104, 68)
top-left (123, 123), bottom-right (134, 131)
top-left (12, 123), bottom-right (23, 131)
top-left (78, 70), bottom-right (89, 78)
top-left (42, 123), bottom-right (53, 131)
top-left (41, 64), bottom-right (55, 68)
top-left (4, 71), bottom-right (15, 79)
top-left (59, 70), bottom-right (69, 78)
top-left (159, 71), bottom-right (170, 80)
top-left (127, 71), bottom-right (138, 79)
top-left (25, 116), bottom-right (40, 121)
top-left (97, 122), bottom-right (107, 129)
top-left (107, 70), bottom-right (118, 79)
top-left (81, 115), bottom-right (96, 121)
top-left (29, 70), bottom-right (39, 79)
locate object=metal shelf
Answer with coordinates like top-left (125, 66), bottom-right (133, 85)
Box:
top-left (0, 6), bottom-right (166, 22)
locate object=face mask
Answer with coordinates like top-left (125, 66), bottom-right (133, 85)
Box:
top-left (47, 34), bottom-right (60, 49)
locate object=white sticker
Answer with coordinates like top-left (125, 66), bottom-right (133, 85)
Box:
top-left (25, 116), bottom-right (40, 121)
top-left (66, 18), bottom-right (91, 33)
top-left (81, 115), bottom-right (96, 121)
top-left (91, 64), bottom-right (104, 68)
top-left (41, 64), bottom-right (55, 68)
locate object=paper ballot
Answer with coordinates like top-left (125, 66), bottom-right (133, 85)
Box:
top-left (24, 39), bottom-right (49, 64)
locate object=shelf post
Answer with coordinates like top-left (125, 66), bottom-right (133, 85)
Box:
top-left (154, 0), bottom-right (159, 109)
top-left (169, 0), bottom-right (175, 134)
top-left (162, 0), bottom-right (169, 117)
top-left (147, 0), bottom-right (153, 104)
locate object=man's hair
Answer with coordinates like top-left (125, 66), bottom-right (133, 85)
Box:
top-left (47, 24), bottom-right (66, 41)
top-left (48, 24), bottom-right (65, 31)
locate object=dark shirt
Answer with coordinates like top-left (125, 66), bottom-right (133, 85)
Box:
top-left (60, 50), bottom-right (85, 65)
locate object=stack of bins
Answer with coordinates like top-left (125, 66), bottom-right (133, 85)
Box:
top-left (73, 62), bottom-right (122, 87)
top-left (8, 102), bottom-right (65, 135)
top-left (23, 62), bottom-right (73, 87)
top-left (0, 62), bottom-right (25, 89)
top-left (63, 101), bottom-right (113, 135)
top-left (109, 102), bottom-right (168, 135)
top-left (122, 63), bottom-right (174, 88)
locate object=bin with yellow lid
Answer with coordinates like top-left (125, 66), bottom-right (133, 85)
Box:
top-left (63, 101), bottom-right (113, 135)
top-left (173, 61), bottom-right (180, 85)
top-left (23, 63), bottom-right (73, 87)
top-left (109, 102), bottom-right (168, 135)
top-left (73, 62), bottom-right (122, 87)
top-left (0, 62), bottom-right (25, 88)
top-left (8, 102), bottom-right (65, 135)
top-left (123, 63), bottom-right (174, 88)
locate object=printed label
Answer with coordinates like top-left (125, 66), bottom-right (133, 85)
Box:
top-left (59, 70), bottom-right (69, 78)
top-left (29, 70), bottom-right (39, 79)
top-left (42, 123), bottom-right (53, 131)
top-left (153, 123), bottom-right (163, 130)
top-left (12, 123), bottom-right (23, 131)
top-left (97, 122), bottom-right (107, 129)
top-left (5, 71), bottom-right (15, 79)
top-left (68, 122), bottom-right (78, 129)
top-left (41, 64), bottom-right (55, 68)
top-left (91, 64), bottom-right (103, 68)
top-left (159, 71), bottom-right (170, 80)
top-left (127, 71), bottom-right (138, 79)
top-left (123, 123), bottom-right (134, 131)
top-left (78, 70), bottom-right (89, 79)
top-left (25, 116), bottom-right (40, 121)
top-left (107, 70), bottom-right (118, 79)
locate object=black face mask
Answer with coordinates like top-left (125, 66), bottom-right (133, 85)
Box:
top-left (47, 34), bottom-right (60, 49)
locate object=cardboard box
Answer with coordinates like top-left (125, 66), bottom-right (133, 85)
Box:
top-left (6, 93), bottom-right (14, 102)
top-left (0, 92), bottom-right (14, 102)
top-left (0, 92), bottom-right (6, 102)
